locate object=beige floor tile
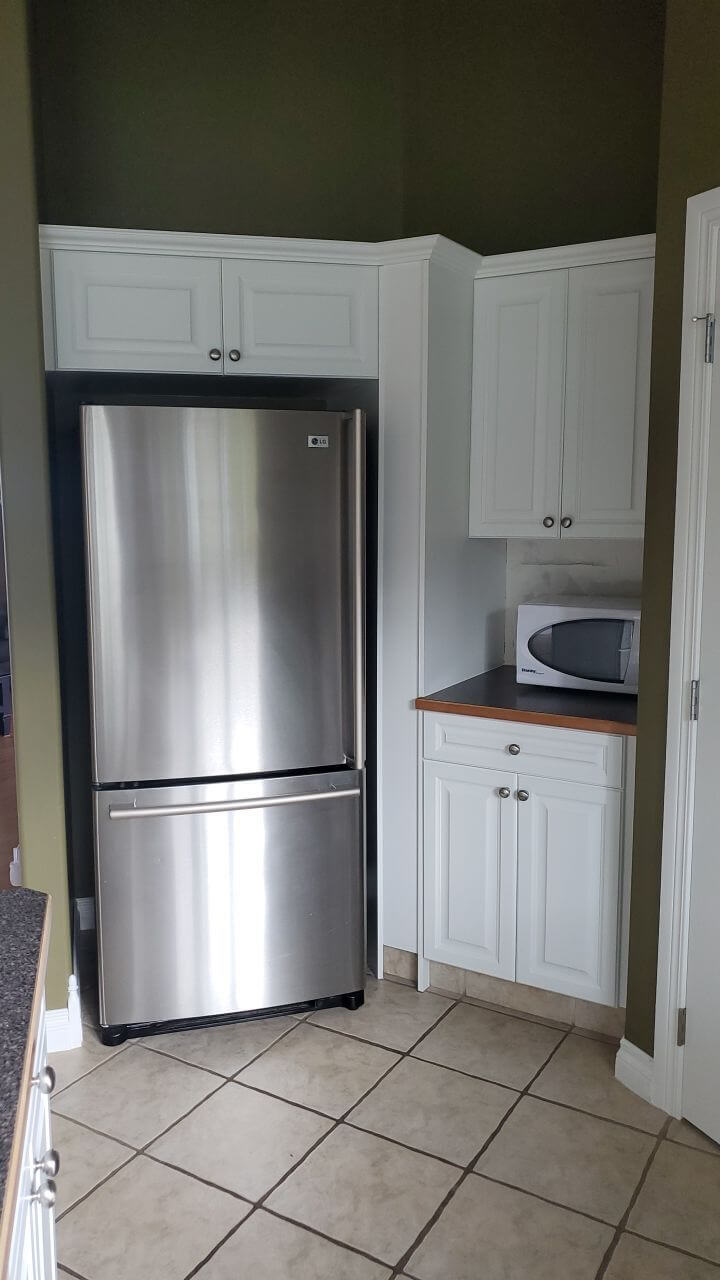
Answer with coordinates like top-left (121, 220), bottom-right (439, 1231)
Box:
top-left (57, 1154), bottom-right (248, 1280)
top-left (267, 1124), bottom-right (459, 1264)
top-left (605, 1233), bottom-right (720, 1279)
top-left (149, 1081), bottom-right (332, 1200)
top-left (477, 1095), bottom-right (654, 1223)
top-left (412, 1001), bottom-right (564, 1089)
top-left (530, 1033), bottom-right (667, 1133)
top-left (195, 1209), bottom-right (391, 1279)
top-left (53, 1043), bottom-right (219, 1147)
top-left (348, 1056), bottom-right (517, 1165)
top-left (308, 978), bottom-right (452, 1051)
top-left (141, 1014), bottom-right (297, 1077)
top-left (668, 1118), bottom-right (720, 1155)
top-left (52, 1114), bottom-right (133, 1217)
top-left (50, 1027), bottom-right (126, 1095)
top-left (238, 1023), bottom-right (398, 1117)
top-left (406, 1174), bottom-right (613, 1280)
top-left (628, 1141), bottom-right (720, 1263)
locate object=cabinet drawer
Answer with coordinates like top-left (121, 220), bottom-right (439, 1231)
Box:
top-left (423, 713), bottom-right (623, 788)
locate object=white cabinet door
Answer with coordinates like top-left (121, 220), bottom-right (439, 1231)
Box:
top-left (424, 760), bottom-right (517, 979)
top-left (221, 259), bottom-right (378, 377)
top-left (469, 270), bottom-right (566, 537)
top-left (52, 250), bottom-right (224, 373)
top-left (561, 259), bottom-right (653, 538)
top-left (516, 775), bottom-right (621, 1004)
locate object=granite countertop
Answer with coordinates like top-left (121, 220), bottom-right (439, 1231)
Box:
top-left (0, 888), bottom-right (49, 1223)
top-left (415, 665), bottom-right (637, 736)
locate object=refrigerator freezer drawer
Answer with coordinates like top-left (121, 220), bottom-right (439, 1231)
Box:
top-left (94, 772), bottom-right (365, 1028)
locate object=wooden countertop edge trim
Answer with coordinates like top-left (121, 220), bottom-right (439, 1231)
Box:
top-left (0, 896), bottom-right (52, 1278)
top-left (414, 697), bottom-right (636, 737)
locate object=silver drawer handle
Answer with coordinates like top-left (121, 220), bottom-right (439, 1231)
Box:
top-left (32, 1066), bottom-right (56, 1096)
top-left (32, 1179), bottom-right (56, 1210)
top-left (507, 743), bottom-right (520, 756)
top-left (35, 1149), bottom-right (60, 1178)
top-left (109, 787), bottom-right (361, 820)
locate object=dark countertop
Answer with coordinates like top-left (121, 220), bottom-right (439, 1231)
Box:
top-left (0, 889), bottom-right (49, 1229)
top-left (415, 665), bottom-right (637, 736)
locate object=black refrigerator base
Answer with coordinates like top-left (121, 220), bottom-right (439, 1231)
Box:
top-left (98, 988), bottom-right (366, 1047)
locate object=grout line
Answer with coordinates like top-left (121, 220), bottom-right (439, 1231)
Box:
top-left (181, 1216), bottom-right (251, 1280)
top-left (57, 1265), bottom-right (92, 1280)
top-left (55, 1151), bottom-right (142, 1224)
top-left (141, 1014), bottom-right (302, 1079)
top-left (145, 1151), bottom-right (254, 1204)
top-left (391, 1025), bottom-right (575, 1275)
top-left (50, 1110), bottom-right (137, 1152)
top-left (625, 1228), bottom-right (720, 1269)
top-left (342, 1119), bottom-right (465, 1170)
top-left (521, 1088), bottom-right (667, 1140)
top-left (472, 1170), bottom-right (619, 1229)
top-left (51, 1041), bottom-right (130, 1098)
top-left (263, 1204), bottom-right (396, 1269)
top-left (593, 1115), bottom-right (672, 1279)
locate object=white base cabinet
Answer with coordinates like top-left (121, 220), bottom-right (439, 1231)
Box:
top-left (8, 1003), bottom-right (57, 1280)
top-left (422, 713), bottom-right (630, 1006)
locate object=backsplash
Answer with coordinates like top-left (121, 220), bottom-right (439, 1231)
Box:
top-left (504, 539), bottom-right (644, 662)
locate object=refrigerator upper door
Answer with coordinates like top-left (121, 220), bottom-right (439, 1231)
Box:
top-left (83, 405), bottom-right (362, 783)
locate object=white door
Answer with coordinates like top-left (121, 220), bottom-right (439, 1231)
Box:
top-left (52, 250), bottom-right (224, 373)
top-left (469, 270), bottom-right (566, 537)
top-left (221, 259), bottom-right (379, 377)
top-left (561, 259), bottom-right (653, 537)
top-left (516, 775), bottom-right (621, 1003)
top-left (423, 760), bottom-right (517, 979)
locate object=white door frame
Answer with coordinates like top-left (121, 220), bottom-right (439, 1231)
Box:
top-left (652, 185), bottom-right (720, 1116)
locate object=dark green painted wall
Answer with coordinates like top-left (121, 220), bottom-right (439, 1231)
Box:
top-left (625, 0), bottom-right (720, 1055)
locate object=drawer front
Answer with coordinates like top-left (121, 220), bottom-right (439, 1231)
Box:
top-left (424, 713), bottom-right (623, 788)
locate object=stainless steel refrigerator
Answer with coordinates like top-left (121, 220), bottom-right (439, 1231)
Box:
top-left (82, 404), bottom-right (365, 1042)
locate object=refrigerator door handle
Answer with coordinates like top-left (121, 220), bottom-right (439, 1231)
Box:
top-left (108, 787), bottom-right (361, 821)
top-left (351, 408), bottom-right (366, 769)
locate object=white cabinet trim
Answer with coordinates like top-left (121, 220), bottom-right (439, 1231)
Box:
top-left (475, 234), bottom-right (656, 279)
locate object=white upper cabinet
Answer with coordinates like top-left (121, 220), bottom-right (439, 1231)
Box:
top-left (469, 241), bottom-right (654, 539)
top-left (221, 259), bottom-right (378, 377)
top-left (469, 270), bottom-right (566, 537)
top-left (52, 250), bottom-right (224, 373)
top-left (561, 259), bottom-right (653, 538)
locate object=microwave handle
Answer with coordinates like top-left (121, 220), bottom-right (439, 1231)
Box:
top-left (625, 619), bottom-right (641, 690)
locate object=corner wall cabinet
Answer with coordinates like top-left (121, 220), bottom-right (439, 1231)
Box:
top-left (469, 240), bottom-right (654, 539)
top-left (422, 712), bottom-right (632, 1005)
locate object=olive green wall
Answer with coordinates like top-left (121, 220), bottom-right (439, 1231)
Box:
top-left (625, 0), bottom-right (720, 1056)
top-left (0, 0), bottom-right (72, 1009)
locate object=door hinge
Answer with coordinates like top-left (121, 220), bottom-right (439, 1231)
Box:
top-left (692, 312), bottom-right (716, 363)
top-left (690, 679), bottom-right (701, 721)
top-left (677, 1007), bottom-right (687, 1047)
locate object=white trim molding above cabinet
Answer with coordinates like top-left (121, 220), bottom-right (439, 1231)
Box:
top-left (421, 713), bottom-right (634, 1007)
top-left (469, 235), bottom-right (655, 539)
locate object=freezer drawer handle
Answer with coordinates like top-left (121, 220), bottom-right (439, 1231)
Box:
top-left (108, 788), bottom-right (361, 820)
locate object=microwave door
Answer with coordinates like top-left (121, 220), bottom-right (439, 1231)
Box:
top-left (527, 618), bottom-right (636, 685)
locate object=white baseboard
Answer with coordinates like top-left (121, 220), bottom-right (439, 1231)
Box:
top-left (615, 1036), bottom-right (655, 1104)
top-left (46, 973), bottom-right (83, 1053)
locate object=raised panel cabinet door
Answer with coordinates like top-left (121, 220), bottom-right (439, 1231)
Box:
top-left (423, 760), bottom-right (517, 978)
top-left (561, 258), bottom-right (653, 537)
top-left (52, 250), bottom-right (224, 373)
top-left (221, 259), bottom-right (379, 376)
top-left (516, 775), bottom-right (621, 1004)
top-left (469, 270), bottom-right (567, 537)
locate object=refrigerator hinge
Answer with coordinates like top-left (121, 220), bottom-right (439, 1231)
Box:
top-left (692, 312), bottom-right (715, 364)
top-left (690, 678), bottom-right (700, 721)
top-left (677, 1007), bottom-right (687, 1047)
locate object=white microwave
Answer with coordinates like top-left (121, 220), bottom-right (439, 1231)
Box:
top-left (516, 597), bottom-right (641, 695)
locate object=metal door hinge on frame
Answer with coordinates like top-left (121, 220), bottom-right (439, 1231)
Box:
top-left (692, 312), bottom-right (716, 364)
top-left (690, 679), bottom-right (700, 721)
top-left (677, 1007), bottom-right (687, 1047)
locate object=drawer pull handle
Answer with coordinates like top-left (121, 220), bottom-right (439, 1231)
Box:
top-left (35, 1149), bottom-right (60, 1178)
top-left (498, 786), bottom-right (511, 799)
top-left (507, 743), bottom-right (521, 756)
top-left (517, 789), bottom-right (530, 802)
top-left (32, 1179), bottom-right (57, 1210)
top-left (32, 1066), bottom-right (56, 1096)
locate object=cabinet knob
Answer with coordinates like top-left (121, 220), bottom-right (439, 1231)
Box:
top-left (35, 1148), bottom-right (60, 1178)
top-left (32, 1065), bottom-right (56, 1096)
top-left (228, 348), bottom-right (241, 362)
top-left (208, 348), bottom-right (222, 361)
top-left (32, 1179), bottom-right (57, 1210)
top-left (560, 516), bottom-right (573, 529)
top-left (517, 789), bottom-right (529, 802)
top-left (507, 743), bottom-right (521, 756)
top-left (498, 786), bottom-right (511, 799)
top-left (542, 515), bottom-right (555, 528)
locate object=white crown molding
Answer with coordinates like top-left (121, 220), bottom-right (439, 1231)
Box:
top-left (38, 224), bottom-right (482, 274)
top-left (475, 233), bottom-right (656, 278)
top-left (615, 1037), bottom-right (655, 1105)
top-left (46, 973), bottom-right (83, 1053)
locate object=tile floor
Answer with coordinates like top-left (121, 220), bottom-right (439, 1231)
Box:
top-left (49, 978), bottom-right (720, 1280)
